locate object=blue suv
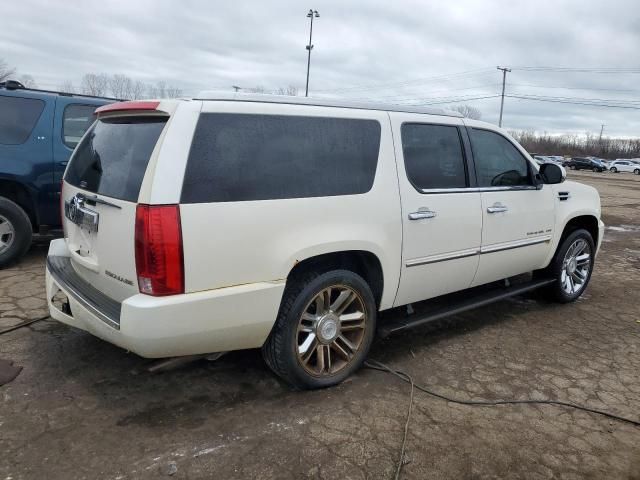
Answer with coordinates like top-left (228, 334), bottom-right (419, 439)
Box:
top-left (0, 81), bottom-right (115, 267)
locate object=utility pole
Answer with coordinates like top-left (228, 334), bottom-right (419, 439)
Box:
top-left (232, 85), bottom-right (241, 92)
top-left (599, 124), bottom-right (605, 142)
top-left (497, 66), bottom-right (511, 127)
top-left (305, 9), bottom-right (320, 97)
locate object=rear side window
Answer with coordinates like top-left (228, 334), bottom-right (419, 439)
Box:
top-left (63, 104), bottom-right (97, 148)
top-left (469, 129), bottom-right (532, 187)
top-left (65, 117), bottom-right (166, 201)
top-left (0, 96), bottom-right (45, 145)
top-left (401, 124), bottom-right (467, 190)
top-left (181, 113), bottom-right (381, 203)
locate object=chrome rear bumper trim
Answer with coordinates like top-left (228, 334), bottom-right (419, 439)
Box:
top-left (47, 255), bottom-right (121, 330)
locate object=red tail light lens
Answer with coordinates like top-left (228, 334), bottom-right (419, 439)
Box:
top-left (134, 204), bottom-right (184, 296)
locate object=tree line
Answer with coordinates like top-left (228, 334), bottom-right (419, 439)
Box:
top-left (510, 131), bottom-right (640, 159)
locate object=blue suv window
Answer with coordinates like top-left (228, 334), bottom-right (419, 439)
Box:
top-left (0, 96), bottom-right (45, 145)
top-left (63, 104), bottom-right (97, 148)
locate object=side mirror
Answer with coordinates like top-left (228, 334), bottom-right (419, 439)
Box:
top-left (539, 163), bottom-right (566, 184)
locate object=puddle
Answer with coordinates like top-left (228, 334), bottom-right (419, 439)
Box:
top-left (606, 225), bottom-right (640, 233)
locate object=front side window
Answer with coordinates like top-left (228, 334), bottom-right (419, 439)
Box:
top-left (181, 114), bottom-right (381, 203)
top-left (0, 96), bottom-right (45, 145)
top-left (401, 124), bottom-right (467, 190)
top-left (63, 104), bottom-right (97, 148)
top-left (469, 129), bottom-right (532, 187)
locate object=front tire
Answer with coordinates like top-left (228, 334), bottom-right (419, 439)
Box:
top-left (544, 229), bottom-right (595, 303)
top-left (262, 269), bottom-right (376, 389)
top-left (0, 197), bottom-right (32, 268)
top-left (634, 169), bottom-right (640, 175)
top-left (611, 167), bottom-right (618, 173)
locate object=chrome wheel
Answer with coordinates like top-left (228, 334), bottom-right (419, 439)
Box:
top-left (560, 238), bottom-right (591, 295)
top-left (297, 285), bottom-right (367, 376)
top-left (0, 214), bottom-right (15, 255)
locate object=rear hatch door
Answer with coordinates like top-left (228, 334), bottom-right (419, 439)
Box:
top-left (62, 110), bottom-right (168, 302)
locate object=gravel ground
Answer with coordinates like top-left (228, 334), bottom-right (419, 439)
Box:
top-left (1, 170), bottom-right (639, 480)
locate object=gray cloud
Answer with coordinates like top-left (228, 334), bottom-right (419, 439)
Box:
top-left (2, 0), bottom-right (639, 136)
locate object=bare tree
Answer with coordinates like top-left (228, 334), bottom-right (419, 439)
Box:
top-left (131, 80), bottom-right (146, 100)
top-left (274, 85), bottom-right (299, 96)
top-left (247, 85), bottom-right (266, 94)
top-left (451, 104), bottom-right (482, 120)
top-left (0, 58), bottom-right (16, 82)
top-left (109, 74), bottom-right (133, 99)
top-left (58, 81), bottom-right (76, 94)
top-left (81, 73), bottom-right (109, 96)
top-left (18, 74), bottom-right (37, 88)
top-left (165, 85), bottom-right (183, 98)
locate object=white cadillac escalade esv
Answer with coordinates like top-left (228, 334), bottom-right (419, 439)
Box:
top-left (46, 94), bottom-right (603, 389)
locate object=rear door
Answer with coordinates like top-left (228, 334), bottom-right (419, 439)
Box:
top-left (62, 112), bottom-right (168, 302)
top-left (466, 126), bottom-right (555, 287)
top-left (391, 113), bottom-right (482, 306)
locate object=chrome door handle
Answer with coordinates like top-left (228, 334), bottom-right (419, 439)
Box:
top-left (408, 209), bottom-right (437, 220)
top-left (487, 203), bottom-right (508, 213)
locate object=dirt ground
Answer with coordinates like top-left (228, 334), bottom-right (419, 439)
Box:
top-left (1, 170), bottom-right (639, 480)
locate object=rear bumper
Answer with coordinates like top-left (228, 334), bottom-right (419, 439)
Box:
top-left (45, 239), bottom-right (285, 358)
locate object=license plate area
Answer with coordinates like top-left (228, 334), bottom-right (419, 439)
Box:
top-left (64, 196), bottom-right (99, 233)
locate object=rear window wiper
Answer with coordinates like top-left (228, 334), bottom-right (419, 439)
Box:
top-left (77, 193), bottom-right (121, 209)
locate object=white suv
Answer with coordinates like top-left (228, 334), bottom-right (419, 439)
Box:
top-left (609, 160), bottom-right (640, 174)
top-left (46, 94), bottom-right (604, 389)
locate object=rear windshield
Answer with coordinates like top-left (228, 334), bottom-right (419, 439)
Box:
top-left (65, 117), bottom-right (166, 201)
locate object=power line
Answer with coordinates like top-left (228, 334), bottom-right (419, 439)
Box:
top-left (317, 67), bottom-right (495, 94)
top-left (510, 66), bottom-right (640, 74)
top-left (408, 94), bottom-right (501, 106)
top-left (506, 94), bottom-right (640, 109)
top-left (508, 83), bottom-right (640, 94)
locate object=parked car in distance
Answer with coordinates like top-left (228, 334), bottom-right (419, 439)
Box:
top-left (46, 94), bottom-right (603, 389)
top-left (566, 157), bottom-right (606, 172)
top-left (0, 80), bottom-right (116, 267)
top-left (609, 160), bottom-right (640, 174)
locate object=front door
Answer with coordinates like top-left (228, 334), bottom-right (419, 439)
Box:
top-left (391, 113), bottom-right (482, 307)
top-left (466, 127), bottom-right (555, 287)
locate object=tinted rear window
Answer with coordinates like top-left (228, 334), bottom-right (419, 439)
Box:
top-left (0, 95), bottom-right (45, 145)
top-left (64, 117), bottom-right (166, 201)
top-left (181, 113), bottom-right (381, 203)
top-left (401, 123), bottom-right (467, 190)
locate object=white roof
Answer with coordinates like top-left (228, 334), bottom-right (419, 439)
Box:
top-left (194, 91), bottom-right (463, 118)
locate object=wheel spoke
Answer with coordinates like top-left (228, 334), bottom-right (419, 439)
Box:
top-left (299, 333), bottom-right (317, 355)
top-left (340, 311), bottom-right (365, 331)
top-left (316, 344), bottom-right (325, 373)
top-left (568, 276), bottom-right (576, 293)
top-left (314, 289), bottom-right (329, 315)
top-left (0, 221), bottom-right (12, 236)
top-left (576, 253), bottom-right (590, 265)
top-left (331, 289), bottom-right (355, 314)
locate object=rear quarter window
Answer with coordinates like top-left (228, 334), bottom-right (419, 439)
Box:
top-left (181, 113), bottom-right (381, 203)
top-left (63, 104), bottom-right (98, 148)
top-left (64, 116), bottom-right (166, 201)
top-left (0, 95), bottom-right (45, 145)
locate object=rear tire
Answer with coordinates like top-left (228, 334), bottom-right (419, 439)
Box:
top-left (0, 197), bottom-right (32, 268)
top-left (611, 167), bottom-right (617, 173)
top-left (262, 269), bottom-right (376, 389)
top-left (543, 229), bottom-right (595, 303)
top-left (634, 169), bottom-right (640, 175)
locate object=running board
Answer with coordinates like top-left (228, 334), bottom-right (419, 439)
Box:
top-left (378, 277), bottom-right (555, 338)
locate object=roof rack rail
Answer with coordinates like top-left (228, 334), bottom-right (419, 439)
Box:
top-left (0, 80), bottom-right (25, 90)
top-left (0, 80), bottom-right (122, 101)
top-left (194, 91), bottom-right (463, 118)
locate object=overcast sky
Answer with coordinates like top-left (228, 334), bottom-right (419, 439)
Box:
top-left (2, 0), bottom-right (639, 136)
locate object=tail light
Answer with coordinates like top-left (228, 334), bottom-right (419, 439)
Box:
top-left (134, 204), bottom-right (184, 296)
